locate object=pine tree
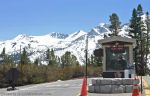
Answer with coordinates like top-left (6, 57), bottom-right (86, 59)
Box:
top-left (46, 49), bottom-right (50, 60)
top-left (94, 56), bottom-right (102, 67)
top-left (129, 4), bottom-right (146, 75)
top-left (145, 12), bottom-right (150, 64)
top-left (50, 49), bottom-right (57, 66)
top-left (90, 55), bottom-right (94, 65)
top-left (129, 8), bottom-right (139, 73)
top-left (61, 51), bottom-right (79, 68)
top-left (1, 47), bottom-right (5, 57)
top-left (56, 56), bottom-right (61, 67)
top-left (109, 13), bottom-right (121, 36)
top-left (61, 51), bottom-right (70, 68)
top-left (89, 55), bottom-right (102, 67)
top-left (20, 48), bottom-right (30, 65)
top-left (136, 4), bottom-right (146, 42)
top-left (46, 49), bottom-right (57, 66)
top-left (0, 48), bottom-right (5, 63)
top-left (0, 47), bottom-right (13, 65)
top-left (137, 4), bottom-right (143, 16)
top-left (46, 48), bottom-right (51, 65)
top-left (34, 58), bottom-right (39, 65)
top-left (137, 4), bottom-right (147, 75)
top-left (129, 8), bottom-right (138, 38)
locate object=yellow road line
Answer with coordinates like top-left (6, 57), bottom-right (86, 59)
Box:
top-left (143, 79), bottom-right (149, 88)
top-left (143, 79), bottom-right (150, 96)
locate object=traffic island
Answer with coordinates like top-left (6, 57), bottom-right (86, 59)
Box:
top-left (88, 78), bottom-right (140, 93)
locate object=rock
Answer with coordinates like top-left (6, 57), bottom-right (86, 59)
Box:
top-left (122, 78), bottom-right (133, 85)
top-left (88, 85), bottom-right (95, 93)
top-left (91, 79), bottom-right (97, 85)
top-left (100, 85), bottom-right (112, 93)
top-left (112, 85), bottom-right (125, 93)
top-left (101, 78), bottom-right (112, 85)
top-left (94, 86), bottom-right (101, 93)
top-left (96, 79), bottom-right (101, 85)
top-left (125, 85), bottom-right (133, 93)
top-left (111, 78), bottom-right (123, 85)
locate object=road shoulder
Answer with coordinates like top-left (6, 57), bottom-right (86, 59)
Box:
top-left (143, 76), bottom-right (150, 96)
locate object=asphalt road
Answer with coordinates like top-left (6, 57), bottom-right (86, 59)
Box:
top-left (0, 78), bottom-right (132, 96)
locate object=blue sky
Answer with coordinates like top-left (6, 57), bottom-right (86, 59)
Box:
top-left (0, 0), bottom-right (150, 40)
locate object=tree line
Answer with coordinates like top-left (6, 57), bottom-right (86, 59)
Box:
top-left (0, 47), bottom-right (101, 87)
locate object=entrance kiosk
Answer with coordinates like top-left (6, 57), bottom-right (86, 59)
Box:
top-left (98, 36), bottom-right (136, 78)
top-left (88, 36), bottom-right (139, 93)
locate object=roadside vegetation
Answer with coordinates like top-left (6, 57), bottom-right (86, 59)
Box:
top-left (0, 48), bottom-right (102, 88)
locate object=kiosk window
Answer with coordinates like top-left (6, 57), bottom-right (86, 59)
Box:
top-left (106, 47), bottom-right (129, 70)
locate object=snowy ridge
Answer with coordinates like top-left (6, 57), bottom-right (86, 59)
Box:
top-left (0, 22), bottom-right (149, 65)
top-left (65, 30), bottom-right (87, 41)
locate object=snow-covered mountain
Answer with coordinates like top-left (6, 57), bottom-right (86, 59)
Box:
top-left (0, 22), bottom-right (149, 65)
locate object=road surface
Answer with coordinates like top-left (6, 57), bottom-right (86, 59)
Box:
top-left (0, 78), bottom-right (132, 96)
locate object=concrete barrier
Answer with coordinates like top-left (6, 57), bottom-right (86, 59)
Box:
top-left (111, 78), bottom-right (123, 85)
top-left (100, 78), bottom-right (112, 85)
top-left (88, 78), bottom-right (140, 93)
top-left (100, 85), bottom-right (112, 93)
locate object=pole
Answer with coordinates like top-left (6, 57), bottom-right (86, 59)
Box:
top-left (141, 76), bottom-right (143, 93)
top-left (85, 35), bottom-right (88, 85)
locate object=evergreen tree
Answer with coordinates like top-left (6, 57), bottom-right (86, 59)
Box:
top-left (56, 56), bottom-right (61, 67)
top-left (1, 47), bottom-right (5, 57)
top-left (89, 55), bottom-right (102, 67)
top-left (136, 4), bottom-right (146, 41)
top-left (46, 49), bottom-right (50, 60)
top-left (129, 8), bottom-right (138, 38)
top-left (94, 56), bottom-right (103, 67)
top-left (61, 51), bottom-right (70, 68)
top-left (61, 51), bottom-right (79, 68)
top-left (5, 55), bottom-right (13, 65)
top-left (0, 47), bottom-right (13, 65)
top-left (46, 49), bottom-right (57, 66)
top-left (137, 4), bottom-right (143, 16)
top-left (145, 12), bottom-right (150, 63)
top-left (137, 4), bottom-right (147, 75)
top-left (109, 13), bottom-right (121, 36)
top-left (89, 55), bottom-right (94, 65)
top-left (129, 4), bottom-right (146, 75)
top-left (20, 48), bottom-right (30, 65)
top-left (0, 48), bottom-right (5, 63)
top-left (49, 49), bottom-right (57, 66)
top-left (34, 58), bottom-right (39, 65)
top-left (129, 8), bottom-right (139, 73)
top-left (70, 54), bottom-right (79, 66)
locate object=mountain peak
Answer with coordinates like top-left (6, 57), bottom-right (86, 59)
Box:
top-left (48, 32), bottom-right (68, 39)
top-left (88, 23), bottom-right (110, 37)
top-left (78, 29), bottom-right (85, 32)
top-left (98, 23), bottom-right (106, 27)
top-left (65, 30), bottom-right (87, 41)
top-left (13, 34), bottom-right (30, 41)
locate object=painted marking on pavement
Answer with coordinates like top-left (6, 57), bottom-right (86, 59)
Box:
top-left (143, 79), bottom-right (150, 96)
